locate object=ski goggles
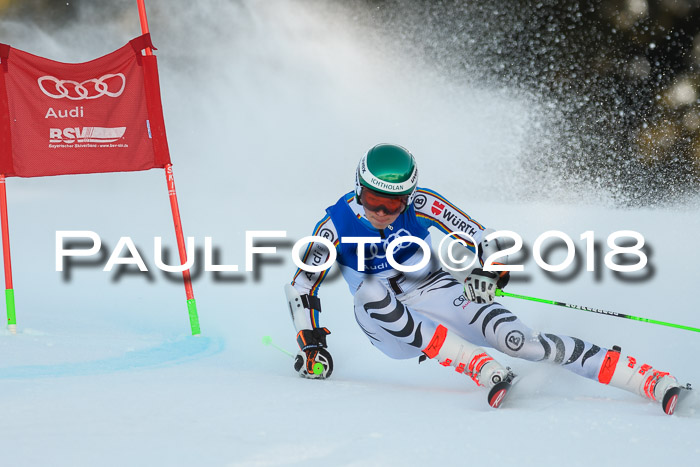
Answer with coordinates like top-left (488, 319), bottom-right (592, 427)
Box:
top-left (360, 188), bottom-right (409, 215)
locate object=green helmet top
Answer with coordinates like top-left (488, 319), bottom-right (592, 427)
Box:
top-left (356, 144), bottom-right (418, 197)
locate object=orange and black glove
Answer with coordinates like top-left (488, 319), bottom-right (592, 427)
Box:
top-left (294, 327), bottom-right (333, 379)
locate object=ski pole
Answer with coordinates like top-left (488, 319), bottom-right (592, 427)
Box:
top-left (262, 335), bottom-right (295, 358)
top-left (495, 289), bottom-right (700, 333)
top-left (262, 335), bottom-right (324, 375)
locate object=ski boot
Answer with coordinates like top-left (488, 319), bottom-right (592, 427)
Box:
top-left (598, 346), bottom-right (690, 415)
top-left (422, 324), bottom-right (517, 408)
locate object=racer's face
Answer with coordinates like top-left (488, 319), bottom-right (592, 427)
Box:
top-left (365, 207), bottom-right (400, 230)
top-left (360, 188), bottom-right (407, 229)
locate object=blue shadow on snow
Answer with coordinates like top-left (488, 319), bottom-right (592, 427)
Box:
top-left (0, 335), bottom-right (224, 379)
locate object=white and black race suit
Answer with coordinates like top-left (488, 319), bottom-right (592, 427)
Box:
top-left (291, 188), bottom-right (607, 380)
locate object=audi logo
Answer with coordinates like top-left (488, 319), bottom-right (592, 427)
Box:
top-left (365, 228), bottom-right (413, 260)
top-left (37, 73), bottom-right (126, 100)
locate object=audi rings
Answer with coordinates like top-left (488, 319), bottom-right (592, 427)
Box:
top-left (365, 229), bottom-right (412, 260)
top-left (37, 73), bottom-right (126, 100)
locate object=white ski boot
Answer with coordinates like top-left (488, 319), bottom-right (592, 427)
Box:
top-left (598, 346), bottom-right (687, 415)
top-left (422, 324), bottom-right (516, 408)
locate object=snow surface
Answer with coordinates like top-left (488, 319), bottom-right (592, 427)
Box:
top-left (1, 1), bottom-right (699, 466)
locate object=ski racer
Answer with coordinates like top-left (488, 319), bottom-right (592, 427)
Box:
top-left (285, 143), bottom-right (685, 414)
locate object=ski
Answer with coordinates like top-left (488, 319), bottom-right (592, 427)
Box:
top-left (487, 370), bottom-right (518, 408)
top-left (662, 383), bottom-right (692, 415)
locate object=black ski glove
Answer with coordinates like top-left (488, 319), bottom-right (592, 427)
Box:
top-left (294, 327), bottom-right (333, 379)
top-left (464, 267), bottom-right (510, 304)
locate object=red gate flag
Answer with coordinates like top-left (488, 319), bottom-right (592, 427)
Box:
top-left (0, 34), bottom-right (171, 178)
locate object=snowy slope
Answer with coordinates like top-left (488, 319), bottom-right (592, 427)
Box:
top-left (1, 1), bottom-right (699, 466)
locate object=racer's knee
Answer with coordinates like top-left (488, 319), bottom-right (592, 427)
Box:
top-left (494, 326), bottom-right (545, 361)
top-left (353, 278), bottom-right (433, 359)
top-left (476, 307), bottom-right (544, 361)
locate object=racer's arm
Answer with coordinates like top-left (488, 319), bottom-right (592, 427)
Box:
top-left (412, 188), bottom-right (509, 301)
top-left (413, 188), bottom-right (485, 281)
top-left (286, 214), bottom-right (339, 378)
top-left (413, 187), bottom-right (486, 254)
top-left (289, 214), bottom-right (339, 330)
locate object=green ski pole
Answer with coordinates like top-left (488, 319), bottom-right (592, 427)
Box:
top-left (262, 336), bottom-right (324, 375)
top-left (262, 335), bottom-right (295, 358)
top-left (495, 289), bottom-right (700, 333)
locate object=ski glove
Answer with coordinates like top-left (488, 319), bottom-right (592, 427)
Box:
top-left (294, 327), bottom-right (333, 379)
top-left (464, 267), bottom-right (510, 304)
